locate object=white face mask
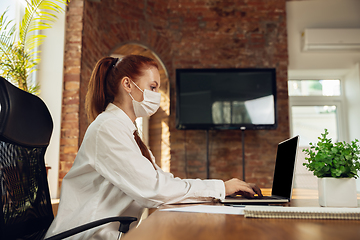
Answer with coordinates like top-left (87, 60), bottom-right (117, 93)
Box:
top-left (129, 80), bottom-right (161, 118)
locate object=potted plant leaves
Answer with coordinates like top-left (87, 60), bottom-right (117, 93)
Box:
top-left (0, 0), bottom-right (68, 94)
top-left (303, 129), bottom-right (360, 207)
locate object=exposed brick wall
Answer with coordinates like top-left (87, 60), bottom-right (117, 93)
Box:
top-left (79, 2), bottom-right (173, 143)
top-left (166, 0), bottom-right (289, 187)
top-left (61, 0), bottom-right (289, 188)
top-left (59, 0), bottom-right (84, 189)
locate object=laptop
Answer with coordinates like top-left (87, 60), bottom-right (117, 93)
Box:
top-left (221, 135), bottom-right (299, 204)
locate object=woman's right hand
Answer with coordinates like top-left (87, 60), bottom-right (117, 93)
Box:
top-left (224, 178), bottom-right (262, 198)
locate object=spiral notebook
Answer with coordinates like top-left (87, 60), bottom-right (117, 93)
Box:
top-left (244, 206), bottom-right (360, 220)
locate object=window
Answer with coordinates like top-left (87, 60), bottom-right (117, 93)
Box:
top-left (288, 79), bottom-right (345, 189)
top-left (288, 79), bottom-right (340, 96)
top-left (291, 105), bottom-right (338, 145)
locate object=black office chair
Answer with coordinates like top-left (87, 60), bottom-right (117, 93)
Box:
top-left (0, 77), bottom-right (136, 240)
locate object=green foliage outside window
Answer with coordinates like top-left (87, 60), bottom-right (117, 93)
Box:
top-left (309, 80), bottom-right (322, 91)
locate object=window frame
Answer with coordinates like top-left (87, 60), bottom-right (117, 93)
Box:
top-left (288, 78), bottom-right (349, 190)
top-left (288, 79), bottom-right (348, 143)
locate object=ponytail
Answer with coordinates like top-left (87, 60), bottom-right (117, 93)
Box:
top-left (85, 55), bottom-right (159, 168)
top-left (86, 55), bottom-right (158, 122)
top-left (86, 57), bottom-right (117, 122)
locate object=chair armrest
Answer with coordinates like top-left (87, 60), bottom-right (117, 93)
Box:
top-left (44, 216), bottom-right (137, 240)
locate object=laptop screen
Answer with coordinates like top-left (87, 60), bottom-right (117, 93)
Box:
top-left (271, 135), bottom-right (299, 199)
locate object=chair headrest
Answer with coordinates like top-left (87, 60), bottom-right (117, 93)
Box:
top-left (0, 77), bottom-right (53, 147)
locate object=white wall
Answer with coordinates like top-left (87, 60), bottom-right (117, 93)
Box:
top-left (287, 0), bottom-right (360, 71)
top-left (287, 0), bottom-right (360, 191)
top-left (344, 63), bottom-right (360, 141)
top-left (38, 10), bottom-right (66, 199)
top-left (287, 0), bottom-right (360, 141)
top-left (343, 64), bottom-right (360, 191)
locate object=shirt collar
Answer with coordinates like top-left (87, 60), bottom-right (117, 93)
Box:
top-left (105, 103), bottom-right (137, 133)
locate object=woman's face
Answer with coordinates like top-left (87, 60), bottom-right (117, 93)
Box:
top-left (131, 66), bottom-right (160, 102)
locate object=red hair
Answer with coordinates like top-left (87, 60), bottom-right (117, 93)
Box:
top-left (85, 55), bottom-right (158, 168)
top-left (85, 55), bottom-right (158, 122)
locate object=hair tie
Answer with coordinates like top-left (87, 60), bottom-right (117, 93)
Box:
top-left (111, 57), bottom-right (119, 67)
top-left (104, 57), bottom-right (119, 80)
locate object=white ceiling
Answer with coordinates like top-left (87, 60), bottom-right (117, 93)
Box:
top-left (286, 0), bottom-right (360, 78)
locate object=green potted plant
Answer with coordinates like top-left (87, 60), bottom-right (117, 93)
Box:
top-left (303, 129), bottom-right (360, 207)
top-left (0, 0), bottom-right (68, 94)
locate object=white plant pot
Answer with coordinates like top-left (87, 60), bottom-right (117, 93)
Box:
top-left (318, 177), bottom-right (358, 207)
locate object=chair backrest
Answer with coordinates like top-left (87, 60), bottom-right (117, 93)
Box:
top-left (0, 77), bottom-right (54, 240)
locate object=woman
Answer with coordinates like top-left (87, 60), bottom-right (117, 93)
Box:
top-left (46, 55), bottom-right (262, 239)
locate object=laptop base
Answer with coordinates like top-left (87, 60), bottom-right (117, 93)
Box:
top-left (221, 196), bottom-right (289, 204)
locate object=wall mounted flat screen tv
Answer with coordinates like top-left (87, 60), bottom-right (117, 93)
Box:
top-left (175, 68), bottom-right (277, 130)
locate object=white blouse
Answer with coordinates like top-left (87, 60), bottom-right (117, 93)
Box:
top-left (46, 103), bottom-right (225, 240)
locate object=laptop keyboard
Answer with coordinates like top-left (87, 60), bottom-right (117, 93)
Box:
top-left (229, 195), bottom-right (279, 200)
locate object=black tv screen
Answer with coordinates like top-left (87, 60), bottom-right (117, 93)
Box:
top-left (175, 68), bottom-right (277, 130)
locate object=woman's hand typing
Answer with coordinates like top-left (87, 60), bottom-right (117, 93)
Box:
top-left (224, 178), bottom-right (263, 198)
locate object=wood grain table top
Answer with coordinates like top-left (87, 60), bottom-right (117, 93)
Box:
top-left (122, 188), bottom-right (360, 240)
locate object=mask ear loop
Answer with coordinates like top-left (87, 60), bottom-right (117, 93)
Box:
top-left (128, 92), bottom-right (135, 101)
top-left (130, 79), bottom-right (144, 93)
top-left (129, 78), bottom-right (144, 101)
top-left (128, 79), bottom-right (144, 101)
